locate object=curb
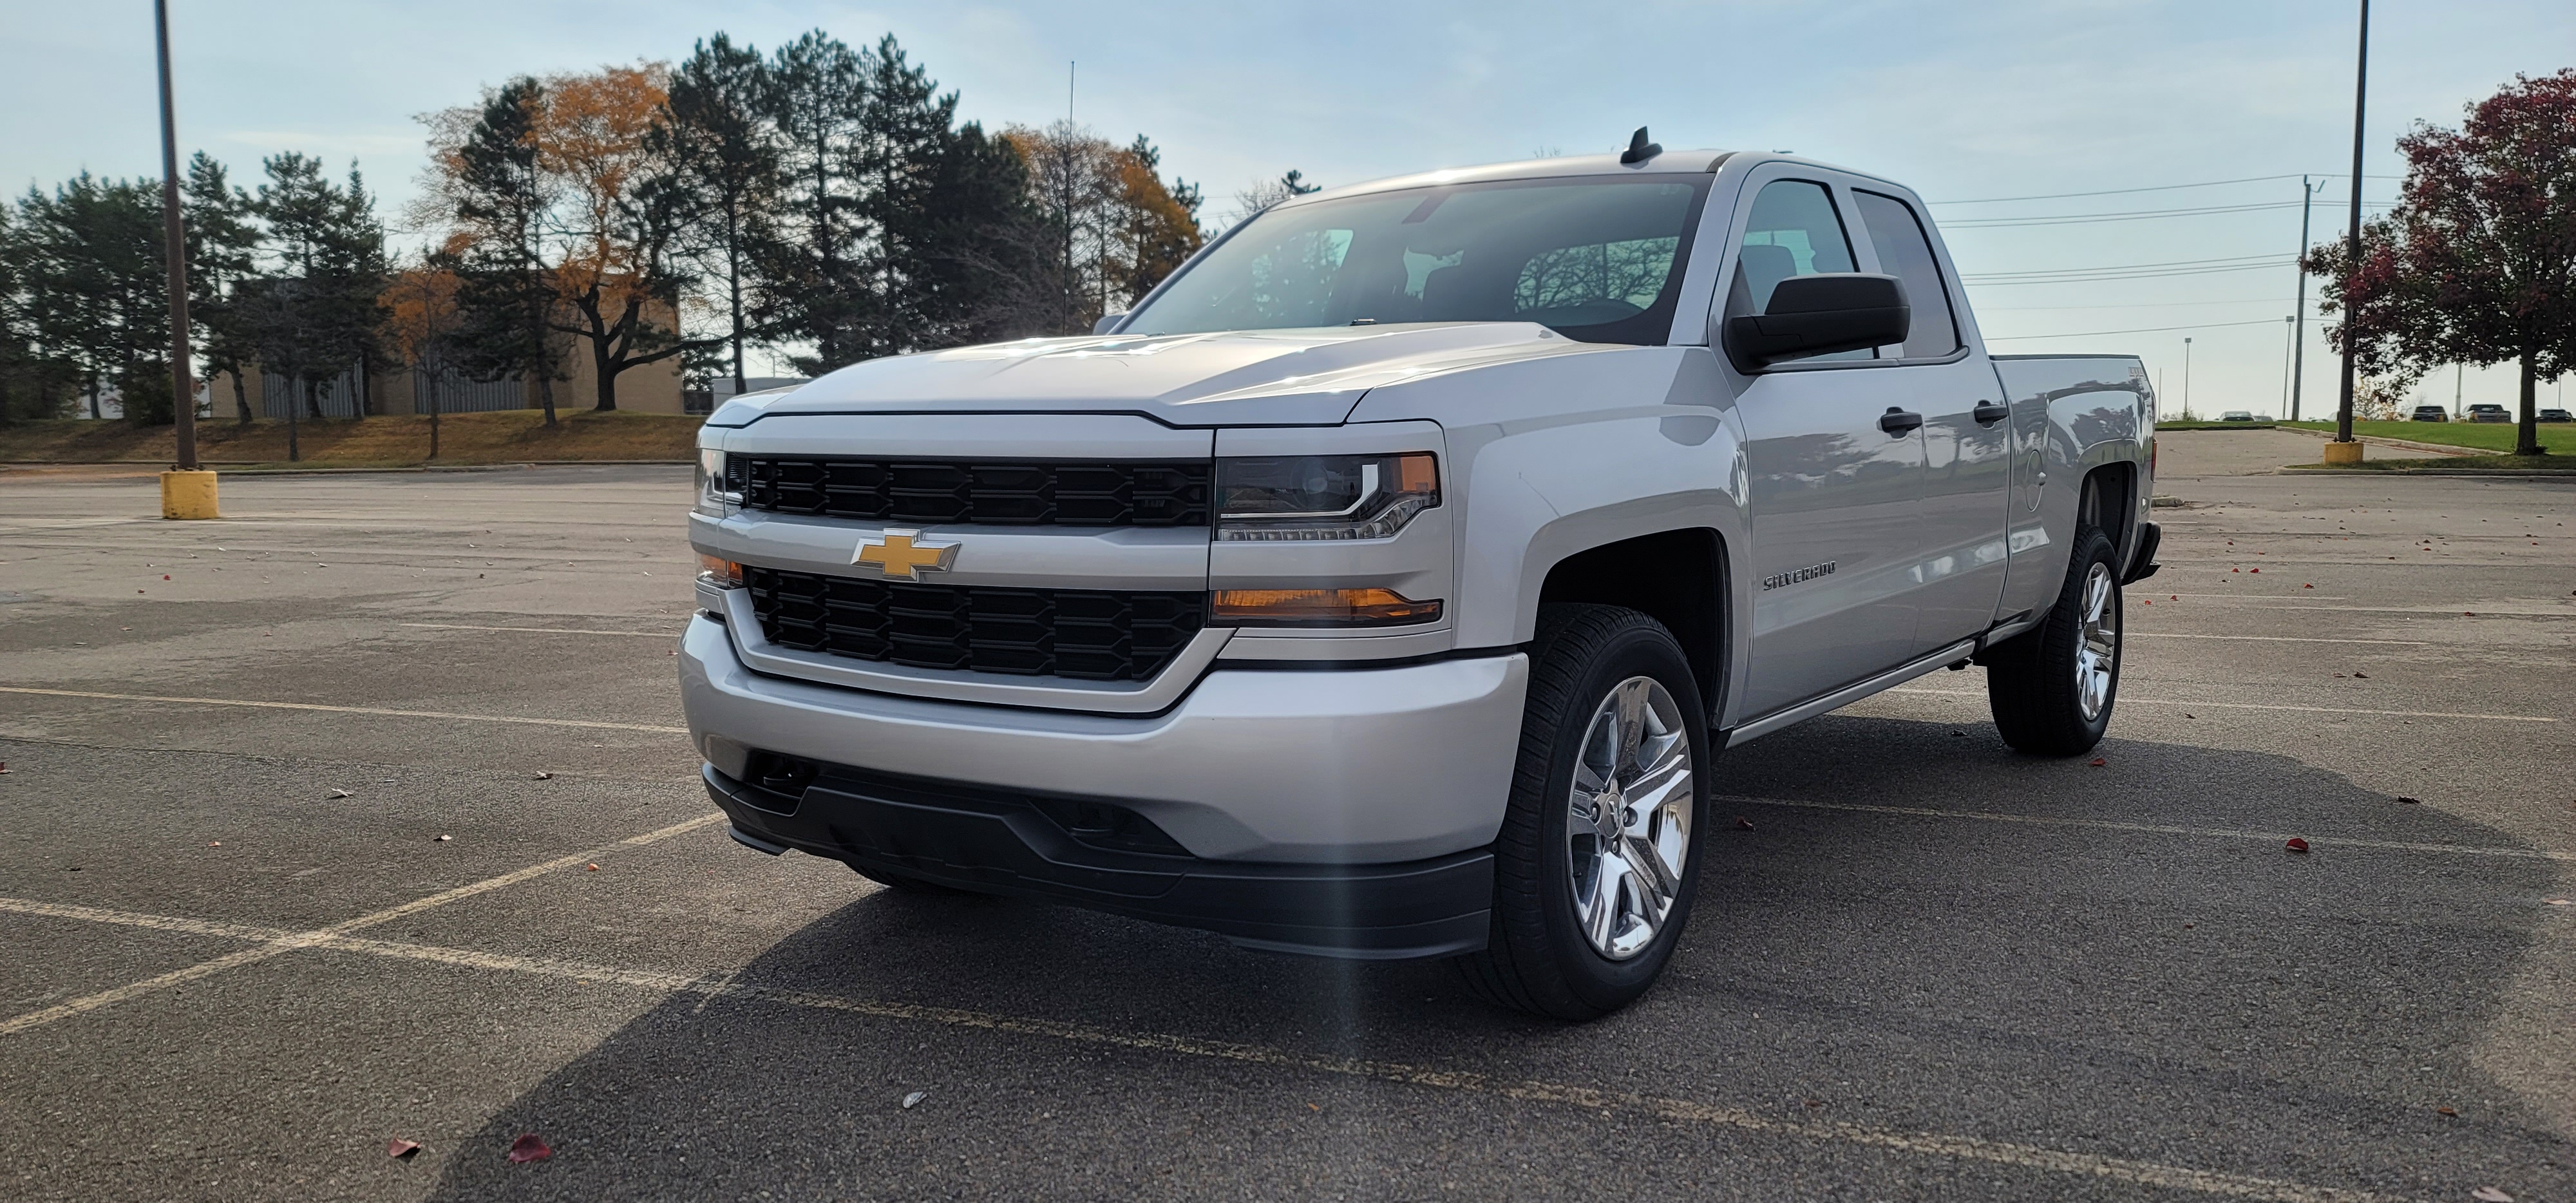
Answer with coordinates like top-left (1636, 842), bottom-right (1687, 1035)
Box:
top-left (2271, 427), bottom-right (2486, 458)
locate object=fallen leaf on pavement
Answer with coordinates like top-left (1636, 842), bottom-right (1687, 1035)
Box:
top-left (0, 761), bottom-right (10, 774)
top-left (2546, 899), bottom-right (2571, 906)
top-left (328, 789), bottom-right (353, 799)
top-left (1734, 817), bottom-right (1756, 831)
top-left (2353, 671), bottom-right (2368, 679)
top-left (387, 1139), bottom-right (420, 1159)
top-left (2088, 757), bottom-right (2106, 767)
top-left (507, 1134), bottom-right (551, 1163)
top-left (585, 864), bottom-right (598, 872)
top-left (435, 835), bottom-right (451, 842)
top-left (2472, 1188), bottom-right (2512, 1202)
top-left (534, 772), bottom-right (552, 781)
top-left (2397, 797), bottom-right (2421, 804)
top-left (902, 1090), bottom-right (929, 1110)
top-left (2304, 583), bottom-right (2313, 588)
top-left (2286, 838), bottom-right (2309, 853)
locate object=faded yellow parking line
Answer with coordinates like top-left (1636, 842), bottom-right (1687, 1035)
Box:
top-left (2, 897), bottom-right (2395, 1203)
top-left (1721, 795), bottom-right (2575, 862)
top-left (0, 812), bottom-right (722, 1037)
top-left (399, 622), bottom-right (681, 638)
top-left (0, 686), bottom-right (688, 734)
top-left (1886, 687), bottom-right (2557, 723)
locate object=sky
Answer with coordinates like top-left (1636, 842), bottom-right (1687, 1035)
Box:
top-left (5, 0), bottom-right (2571, 411)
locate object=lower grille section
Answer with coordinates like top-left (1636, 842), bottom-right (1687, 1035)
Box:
top-left (746, 565), bottom-right (1205, 682)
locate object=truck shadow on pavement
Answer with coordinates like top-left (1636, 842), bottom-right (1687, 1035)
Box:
top-left (424, 714), bottom-right (2573, 1199)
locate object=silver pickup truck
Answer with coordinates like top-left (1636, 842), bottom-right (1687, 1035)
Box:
top-left (681, 137), bottom-right (2159, 1018)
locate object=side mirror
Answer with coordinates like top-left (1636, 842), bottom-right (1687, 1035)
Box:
top-left (1092, 311), bottom-right (1128, 336)
top-left (1725, 272), bottom-right (1909, 372)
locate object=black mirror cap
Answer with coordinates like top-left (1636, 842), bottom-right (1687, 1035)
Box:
top-left (1725, 272), bottom-right (1911, 372)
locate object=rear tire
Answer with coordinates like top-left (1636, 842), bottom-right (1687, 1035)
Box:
top-left (1454, 604), bottom-right (1709, 1020)
top-left (1985, 526), bottom-right (2122, 756)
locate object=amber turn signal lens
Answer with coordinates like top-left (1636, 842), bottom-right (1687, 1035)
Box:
top-left (1211, 587), bottom-right (1442, 627)
top-left (697, 554), bottom-right (743, 584)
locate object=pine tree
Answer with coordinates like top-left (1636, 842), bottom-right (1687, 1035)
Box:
top-left (182, 153), bottom-right (265, 425)
top-left (661, 33), bottom-right (779, 395)
top-left (753, 31), bottom-right (871, 374)
top-left (443, 79), bottom-right (566, 427)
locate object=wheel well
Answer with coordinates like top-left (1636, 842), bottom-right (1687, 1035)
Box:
top-left (2079, 462), bottom-right (2135, 554)
top-left (1537, 528), bottom-right (1725, 715)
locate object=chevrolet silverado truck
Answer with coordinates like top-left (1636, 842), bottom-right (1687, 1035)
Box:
top-left (681, 136), bottom-right (2160, 1019)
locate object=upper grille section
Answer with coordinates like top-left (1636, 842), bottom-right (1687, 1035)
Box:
top-left (728, 456), bottom-right (1209, 527)
top-left (746, 565), bottom-right (1205, 682)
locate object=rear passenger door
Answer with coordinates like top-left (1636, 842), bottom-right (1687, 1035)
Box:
top-left (1846, 189), bottom-right (2014, 652)
top-left (1725, 172), bottom-right (1929, 719)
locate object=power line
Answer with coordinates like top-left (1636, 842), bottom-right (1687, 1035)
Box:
top-left (1964, 252), bottom-right (2287, 278)
top-left (1985, 317), bottom-right (2291, 341)
top-left (1944, 200), bottom-right (2391, 229)
top-left (1976, 297), bottom-right (2298, 312)
top-left (1931, 173), bottom-right (2405, 205)
top-left (1962, 262), bottom-right (2298, 286)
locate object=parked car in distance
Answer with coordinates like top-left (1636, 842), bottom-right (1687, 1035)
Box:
top-left (2410, 405), bottom-right (2447, 422)
top-left (2540, 408), bottom-right (2573, 423)
top-left (2219, 411), bottom-right (2254, 422)
top-left (2468, 404), bottom-right (2511, 422)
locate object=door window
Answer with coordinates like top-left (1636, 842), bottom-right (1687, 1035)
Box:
top-left (1853, 191), bottom-right (1960, 359)
top-left (1727, 180), bottom-right (1865, 363)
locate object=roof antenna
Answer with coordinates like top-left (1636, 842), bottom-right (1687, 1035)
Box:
top-left (1618, 127), bottom-right (1662, 165)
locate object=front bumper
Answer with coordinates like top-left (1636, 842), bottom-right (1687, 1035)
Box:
top-left (677, 613), bottom-right (1528, 956)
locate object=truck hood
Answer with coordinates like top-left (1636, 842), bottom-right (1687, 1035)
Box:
top-left (714, 323), bottom-right (1606, 428)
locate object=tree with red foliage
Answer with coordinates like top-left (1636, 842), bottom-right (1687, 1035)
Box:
top-left (2305, 70), bottom-right (2576, 457)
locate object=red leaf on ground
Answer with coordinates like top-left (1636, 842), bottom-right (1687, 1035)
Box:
top-left (2304, 583), bottom-right (2314, 588)
top-left (1734, 816), bottom-right (1755, 831)
top-left (2285, 838), bottom-right (2310, 853)
top-left (2088, 757), bottom-right (2106, 767)
top-left (507, 1134), bottom-right (551, 1163)
top-left (2249, 567), bottom-right (2260, 573)
top-left (387, 1139), bottom-right (420, 1159)
top-left (162, 574), bottom-right (170, 581)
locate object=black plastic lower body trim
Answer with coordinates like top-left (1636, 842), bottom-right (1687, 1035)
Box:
top-left (704, 763), bottom-right (1492, 960)
top-left (2123, 521), bottom-right (2163, 585)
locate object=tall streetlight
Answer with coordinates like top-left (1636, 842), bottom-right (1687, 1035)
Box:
top-left (155, 0), bottom-right (215, 518)
top-left (2327, 0), bottom-right (2370, 460)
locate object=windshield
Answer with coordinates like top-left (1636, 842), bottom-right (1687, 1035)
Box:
top-left (1122, 176), bottom-right (1713, 345)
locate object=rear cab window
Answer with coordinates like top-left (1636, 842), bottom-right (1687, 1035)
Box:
top-left (1852, 191), bottom-right (1961, 359)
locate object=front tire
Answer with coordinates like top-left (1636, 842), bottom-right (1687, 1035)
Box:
top-left (1455, 604), bottom-right (1709, 1020)
top-left (1985, 526), bottom-right (2123, 755)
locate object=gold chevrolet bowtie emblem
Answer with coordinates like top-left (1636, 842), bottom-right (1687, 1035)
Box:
top-left (852, 529), bottom-right (959, 580)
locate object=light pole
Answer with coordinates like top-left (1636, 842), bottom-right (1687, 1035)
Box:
top-left (155, 0), bottom-right (215, 518)
top-left (2328, 0), bottom-right (2370, 459)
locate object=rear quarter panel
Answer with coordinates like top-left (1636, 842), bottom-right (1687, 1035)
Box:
top-left (1989, 354), bottom-right (2155, 625)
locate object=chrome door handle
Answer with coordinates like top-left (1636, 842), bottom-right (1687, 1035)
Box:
top-left (1973, 401), bottom-right (2010, 426)
top-left (1879, 408), bottom-right (1924, 436)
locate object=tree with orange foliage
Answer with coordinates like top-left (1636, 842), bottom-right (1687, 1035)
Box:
top-left (1002, 121), bottom-right (1203, 334)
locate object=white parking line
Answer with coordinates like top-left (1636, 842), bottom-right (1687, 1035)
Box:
top-left (2128, 633), bottom-right (2433, 646)
top-left (400, 623), bottom-right (681, 638)
top-left (1719, 795), bottom-right (2575, 862)
top-left (1, 895), bottom-right (2395, 1203)
top-left (1885, 687), bottom-right (2557, 723)
top-left (0, 687), bottom-right (689, 734)
top-left (0, 812), bottom-right (722, 1036)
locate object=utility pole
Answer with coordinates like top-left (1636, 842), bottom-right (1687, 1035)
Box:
top-left (2280, 316), bottom-right (2297, 415)
top-left (1068, 61), bottom-right (1075, 120)
top-left (2330, 0), bottom-right (2369, 453)
top-left (2455, 363), bottom-right (2463, 419)
top-left (2183, 337), bottom-right (2193, 418)
top-left (155, 0), bottom-right (215, 518)
top-left (2289, 175), bottom-right (2324, 422)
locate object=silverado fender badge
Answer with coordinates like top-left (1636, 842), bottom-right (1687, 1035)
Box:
top-left (853, 529), bottom-right (960, 580)
top-left (1761, 561), bottom-right (1836, 591)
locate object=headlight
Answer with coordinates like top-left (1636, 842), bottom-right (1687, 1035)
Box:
top-left (1216, 452), bottom-right (1437, 541)
top-left (694, 448), bottom-right (739, 518)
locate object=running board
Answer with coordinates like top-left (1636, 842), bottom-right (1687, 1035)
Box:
top-left (1725, 639), bottom-right (1980, 748)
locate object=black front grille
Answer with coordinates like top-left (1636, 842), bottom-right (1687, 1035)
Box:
top-left (729, 457), bottom-right (1209, 527)
top-left (746, 566), bottom-right (1205, 682)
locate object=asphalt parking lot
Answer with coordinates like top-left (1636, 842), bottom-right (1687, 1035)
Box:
top-left (3, 429), bottom-right (2571, 1202)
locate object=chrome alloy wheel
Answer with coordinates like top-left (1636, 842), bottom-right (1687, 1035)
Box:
top-left (1566, 676), bottom-right (1694, 960)
top-left (2074, 561), bottom-right (2120, 723)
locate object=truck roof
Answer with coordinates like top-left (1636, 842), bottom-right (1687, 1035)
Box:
top-left (1288, 149), bottom-right (1926, 211)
